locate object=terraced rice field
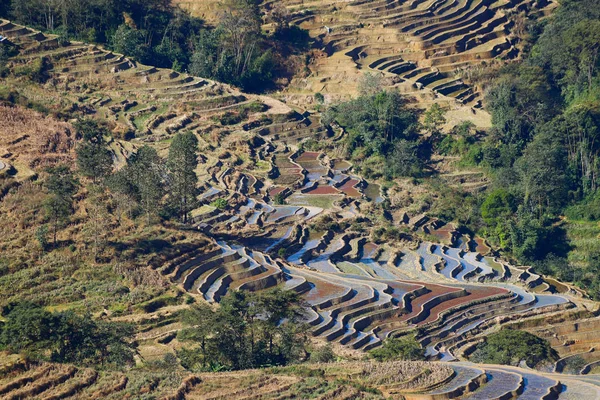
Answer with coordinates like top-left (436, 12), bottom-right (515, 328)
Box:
top-left (1, 19), bottom-right (598, 399)
top-left (265, 0), bottom-right (557, 122)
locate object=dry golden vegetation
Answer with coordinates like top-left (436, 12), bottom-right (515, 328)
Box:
top-left (0, 105), bottom-right (74, 171)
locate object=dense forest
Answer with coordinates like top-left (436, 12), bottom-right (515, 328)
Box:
top-left (467, 0), bottom-right (600, 297)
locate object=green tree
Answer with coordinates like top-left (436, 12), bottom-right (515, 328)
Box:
top-left (0, 302), bottom-right (136, 367)
top-left (257, 288), bottom-right (307, 363)
top-left (423, 103), bottom-right (446, 135)
top-left (328, 90), bottom-right (419, 167)
top-left (486, 66), bottom-right (558, 151)
top-left (168, 132), bottom-right (199, 223)
top-left (370, 336), bottom-right (425, 361)
top-left (106, 168), bottom-right (139, 223)
top-left (75, 119), bottom-right (113, 181)
top-left (179, 303), bottom-right (216, 370)
top-left (130, 146), bottom-right (165, 223)
top-left (177, 289), bottom-right (309, 371)
top-left (470, 329), bottom-right (558, 368)
top-left (515, 128), bottom-right (569, 214)
top-left (111, 24), bottom-right (150, 63)
top-left (0, 302), bottom-right (55, 356)
top-left (481, 189), bottom-right (516, 227)
top-left (83, 185), bottom-right (111, 261)
top-left (44, 165), bottom-right (79, 246)
top-left (310, 344), bottom-right (335, 363)
top-left (210, 198), bottom-right (228, 210)
top-left (35, 225), bottom-right (49, 252)
top-left (384, 139), bottom-right (423, 178)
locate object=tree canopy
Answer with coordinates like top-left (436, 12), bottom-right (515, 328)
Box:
top-left (470, 329), bottom-right (558, 368)
top-left (0, 302), bottom-right (136, 367)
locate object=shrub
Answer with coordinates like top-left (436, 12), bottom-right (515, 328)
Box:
top-left (219, 112), bottom-right (243, 126)
top-left (274, 192), bottom-right (286, 205)
top-left (469, 329), bottom-right (558, 368)
top-left (310, 344), bottom-right (335, 363)
top-left (12, 57), bottom-right (51, 83)
top-left (210, 198), bottom-right (228, 210)
top-left (370, 336), bottom-right (425, 361)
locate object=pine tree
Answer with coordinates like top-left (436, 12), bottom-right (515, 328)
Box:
top-left (44, 165), bottom-right (79, 246)
top-left (167, 132), bottom-right (199, 223)
top-left (75, 119), bottom-right (113, 181)
top-left (131, 146), bottom-right (165, 224)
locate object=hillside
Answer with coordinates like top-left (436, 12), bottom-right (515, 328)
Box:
top-left (1, 0), bottom-right (600, 397)
top-left (176, 0), bottom-right (556, 128)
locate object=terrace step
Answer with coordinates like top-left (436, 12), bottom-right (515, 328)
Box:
top-left (462, 368), bottom-right (523, 399)
top-left (493, 368), bottom-right (562, 399)
top-left (410, 365), bottom-right (487, 399)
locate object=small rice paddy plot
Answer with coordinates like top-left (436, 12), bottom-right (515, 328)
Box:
top-left (303, 206), bottom-right (323, 220)
top-left (558, 379), bottom-right (600, 399)
top-left (264, 226), bottom-right (295, 252)
top-left (430, 225), bottom-right (455, 244)
top-left (295, 151), bottom-right (320, 162)
top-left (247, 210), bottom-right (262, 225)
top-left (534, 294), bottom-right (568, 308)
top-left (416, 288), bottom-right (499, 326)
top-left (274, 154), bottom-right (301, 170)
top-left (199, 186), bottom-right (221, 200)
top-left (472, 237), bottom-right (490, 254)
top-left (484, 256), bottom-right (505, 275)
top-left (287, 237), bottom-right (322, 264)
top-left (456, 236), bottom-right (469, 250)
top-left (463, 252), bottom-right (494, 276)
top-left (376, 247), bottom-right (393, 264)
top-left (190, 204), bottom-right (216, 219)
top-left (396, 250), bottom-right (422, 278)
top-left (386, 281), bottom-right (421, 304)
top-left (331, 173), bottom-right (347, 183)
top-left (295, 154), bottom-right (328, 181)
top-left (269, 186), bottom-right (286, 196)
top-left (338, 178), bottom-right (362, 197)
top-left (532, 282), bottom-right (551, 293)
top-left (308, 257), bottom-right (341, 274)
top-left (332, 159), bottom-right (351, 172)
top-left (337, 261), bottom-right (370, 277)
top-left (307, 237), bottom-right (346, 272)
top-left (272, 172), bottom-right (302, 186)
top-left (299, 274), bottom-right (350, 306)
top-left (454, 319), bottom-right (485, 337)
top-left (237, 198), bottom-right (256, 214)
top-left (416, 243), bottom-right (439, 272)
top-left (265, 205), bottom-right (302, 223)
top-left (446, 248), bottom-right (478, 281)
top-left (396, 284), bottom-right (461, 324)
top-left (433, 245), bottom-right (460, 279)
top-left (360, 258), bottom-right (397, 280)
top-left (493, 283), bottom-right (536, 305)
top-left (545, 277), bottom-right (569, 293)
top-left (287, 193), bottom-right (342, 209)
top-left (305, 184), bottom-right (340, 195)
top-left (364, 182), bottom-right (384, 203)
top-left (363, 242), bottom-right (378, 258)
